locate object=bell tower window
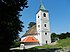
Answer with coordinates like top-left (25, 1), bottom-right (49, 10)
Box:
top-left (44, 24), bottom-right (46, 27)
top-left (45, 33), bottom-right (47, 35)
top-left (38, 16), bottom-right (39, 18)
top-left (43, 13), bottom-right (46, 17)
top-left (46, 41), bottom-right (47, 44)
top-left (38, 25), bottom-right (40, 27)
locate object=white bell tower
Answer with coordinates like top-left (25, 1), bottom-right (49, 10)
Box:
top-left (36, 1), bottom-right (51, 45)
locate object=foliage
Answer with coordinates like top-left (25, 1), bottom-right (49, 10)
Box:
top-left (51, 32), bottom-right (70, 39)
top-left (11, 38), bottom-right (21, 48)
top-left (0, 0), bottom-right (28, 52)
top-left (28, 22), bottom-right (36, 28)
top-left (51, 33), bottom-right (58, 38)
top-left (57, 38), bottom-right (70, 47)
top-left (51, 33), bottom-right (58, 42)
top-left (58, 32), bottom-right (70, 39)
top-left (11, 42), bottom-right (21, 48)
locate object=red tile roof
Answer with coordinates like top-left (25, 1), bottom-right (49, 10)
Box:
top-left (21, 36), bottom-right (38, 43)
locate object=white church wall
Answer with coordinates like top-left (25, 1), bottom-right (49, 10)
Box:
top-left (39, 11), bottom-right (51, 45)
top-left (41, 12), bottom-right (49, 20)
top-left (36, 3), bottom-right (51, 45)
top-left (33, 35), bottom-right (38, 40)
top-left (36, 10), bottom-right (42, 22)
top-left (47, 32), bottom-right (51, 44)
top-left (36, 10), bottom-right (43, 45)
top-left (21, 37), bottom-right (26, 41)
top-left (41, 31), bottom-right (47, 44)
top-left (41, 31), bottom-right (51, 45)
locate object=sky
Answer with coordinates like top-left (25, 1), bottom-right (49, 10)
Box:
top-left (19, 0), bottom-right (70, 37)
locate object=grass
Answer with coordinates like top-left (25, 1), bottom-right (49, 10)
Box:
top-left (32, 38), bottom-right (70, 49)
top-left (57, 38), bottom-right (70, 47)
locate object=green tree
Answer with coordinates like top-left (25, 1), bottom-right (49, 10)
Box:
top-left (51, 33), bottom-right (58, 42)
top-left (51, 33), bottom-right (57, 38)
top-left (11, 38), bottom-right (21, 48)
top-left (58, 33), bottom-right (66, 39)
top-left (28, 22), bottom-right (36, 28)
top-left (0, 0), bottom-right (28, 52)
top-left (66, 32), bottom-right (70, 38)
top-left (58, 32), bottom-right (70, 39)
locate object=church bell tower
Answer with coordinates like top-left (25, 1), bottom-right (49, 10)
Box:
top-left (36, 1), bottom-right (51, 45)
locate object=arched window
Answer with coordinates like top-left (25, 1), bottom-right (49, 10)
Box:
top-left (43, 13), bottom-right (46, 17)
top-left (45, 33), bottom-right (47, 35)
top-left (38, 25), bottom-right (40, 27)
top-left (38, 16), bottom-right (39, 18)
top-left (46, 41), bottom-right (47, 44)
top-left (44, 24), bottom-right (46, 27)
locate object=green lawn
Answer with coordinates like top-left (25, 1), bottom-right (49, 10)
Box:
top-left (32, 38), bottom-right (70, 49)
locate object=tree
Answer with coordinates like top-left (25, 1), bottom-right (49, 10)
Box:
top-left (51, 33), bottom-right (58, 42)
top-left (28, 22), bottom-right (36, 28)
top-left (66, 32), bottom-right (70, 38)
top-left (10, 38), bottom-right (21, 48)
top-left (51, 33), bottom-right (57, 38)
top-left (0, 0), bottom-right (28, 52)
top-left (58, 32), bottom-right (70, 39)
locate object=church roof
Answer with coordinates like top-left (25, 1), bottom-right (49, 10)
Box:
top-left (22, 25), bottom-right (37, 37)
top-left (39, 3), bottom-right (46, 11)
top-left (36, 2), bottom-right (48, 14)
top-left (21, 36), bottom-right (38, 42)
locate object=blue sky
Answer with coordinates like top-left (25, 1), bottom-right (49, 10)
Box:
top-left (19, 0), bottom-right (70, 37)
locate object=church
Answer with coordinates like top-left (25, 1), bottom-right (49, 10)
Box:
top-left (21, 2), bottom-right (51, 46)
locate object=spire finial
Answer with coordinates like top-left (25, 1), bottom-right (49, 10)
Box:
top-left (39, 0), bottom-right (47, 12)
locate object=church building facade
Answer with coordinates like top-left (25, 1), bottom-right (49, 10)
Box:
top-left (36, 2), bottom-right (51, 45)
top-left (21, 2), bottom-right (51, 46)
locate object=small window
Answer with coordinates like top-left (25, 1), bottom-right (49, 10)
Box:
top-left (43, 13), bottom-right (46, 17)
top-left (45, 33), bottom-right (47, 35)
top-left (38, 25), bottom-right (40, 27)
top-left (46, 41), bottom-right (47, 44)
top-left (44, 24), bottom-right (46, 27)
top-left (38, 16), bottom-right (39, 18)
